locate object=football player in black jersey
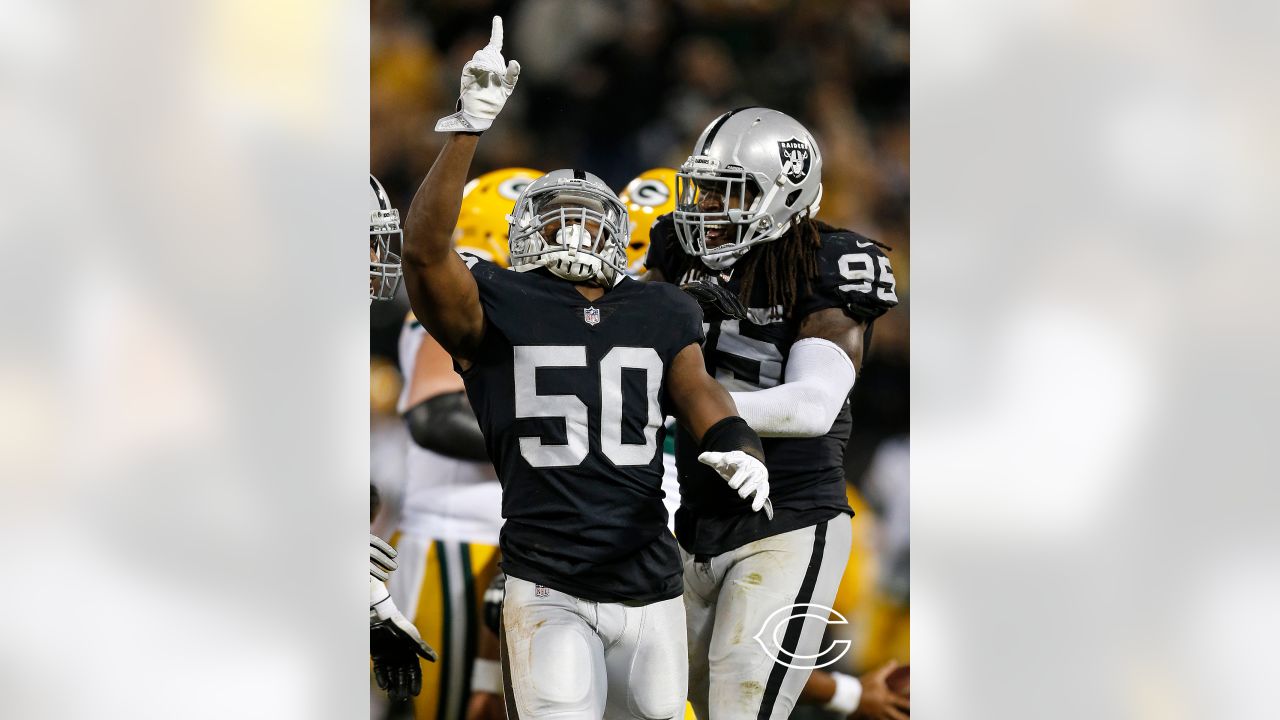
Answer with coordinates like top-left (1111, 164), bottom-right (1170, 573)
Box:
top-left (400, 18), bottom-right (773, 720)
top-left (645, 107), bottom-right (903, 719)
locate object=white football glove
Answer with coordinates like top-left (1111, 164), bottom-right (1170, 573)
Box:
top-left (435, 16), bottom-right (521, 133)
top-left (370, 533), bottom-right (398, 582)
top-left (698, 450), bottom-right (774, 519)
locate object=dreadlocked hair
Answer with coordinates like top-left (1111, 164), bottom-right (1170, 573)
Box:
top-left (669, 214), bottom-right (893, 319)
top-left (733, 215), bottom-right (823, 319)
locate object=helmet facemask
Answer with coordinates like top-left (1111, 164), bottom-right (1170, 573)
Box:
top-left (674, 162), bottom-right (775, 270)
top-left (370, 206), bottom-right (403, 302)
top-left (509, 181), bottom-right (629, 287)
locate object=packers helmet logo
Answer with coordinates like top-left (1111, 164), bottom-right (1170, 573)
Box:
top-left (498, 177), bottom-right (535, 201)
top-left (629, 179), bottom-right (670, 207)
top-left (778, 138), bottom-right (812, 184)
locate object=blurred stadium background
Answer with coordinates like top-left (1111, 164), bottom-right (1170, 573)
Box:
top-left (10, 0), bottom-right (1279, 717)
top-left (369, 0), bottom-right (910, 696)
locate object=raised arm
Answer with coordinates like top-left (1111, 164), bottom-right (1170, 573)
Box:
top-left (401, 16), bottom-right (521, 363)
top-left (402, 134), bottom-right (486, 361)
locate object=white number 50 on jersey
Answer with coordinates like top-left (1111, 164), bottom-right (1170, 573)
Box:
top-left (513, 346), bottom-right (663, 468)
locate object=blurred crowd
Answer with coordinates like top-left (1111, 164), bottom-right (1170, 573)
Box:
top-left (370, 0), bottom-right (910, 678)
top-left (372, 0), bottom-right (907, 239)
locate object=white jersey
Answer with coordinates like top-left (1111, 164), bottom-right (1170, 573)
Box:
top-left (396, 317), bottom-right (504, 545)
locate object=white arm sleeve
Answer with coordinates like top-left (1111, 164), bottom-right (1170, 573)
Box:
top-left (729, 337), bottom-right (855, 438)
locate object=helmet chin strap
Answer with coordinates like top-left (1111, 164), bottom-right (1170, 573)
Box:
top-left (700, 249), bottom-right (744, 271)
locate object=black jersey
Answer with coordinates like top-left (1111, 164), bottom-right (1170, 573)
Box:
top-left (459, 256), bottom-right (704, 603)
top-left (647, 216), bottom-right (899, 555)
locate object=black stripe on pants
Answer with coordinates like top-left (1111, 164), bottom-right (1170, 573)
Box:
top-left (499, 614), bottom-right (520, 720)
top-left (756, 520), bottom-right (828, 720)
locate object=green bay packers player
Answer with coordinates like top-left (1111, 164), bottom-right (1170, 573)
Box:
top-left (620, 167), bottom-right (677, 277)
top-left (646, 108), bottom-right (907, 719)
top-left (403, 17), bottom-right (772, 720)
top-left (455, 168), bottom-right (543, 267)
top-left (389, 167), bottom-right (540, 720)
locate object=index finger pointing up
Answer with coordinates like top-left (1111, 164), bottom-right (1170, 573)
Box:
top-left (486, 16), bottom-right (504, 51)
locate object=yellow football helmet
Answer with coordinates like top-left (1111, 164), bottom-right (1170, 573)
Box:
top-left (453, 168), bottom-right (543, 268)
top-left (619, 168), bottom-right (677, 276)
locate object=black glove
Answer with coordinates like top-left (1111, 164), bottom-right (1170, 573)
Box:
top-left (483, 571), bottom-right (506, 634)
top-left (370, 619), bottom-right (436, 701)
top-left (370, 577), bottom-right (437, 701)
top-left (680, 280), bottom-right (748, 322)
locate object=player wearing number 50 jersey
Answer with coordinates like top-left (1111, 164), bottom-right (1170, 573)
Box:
top-left (646, 107), bottom-right (901, 720)
top-left (402, 17), bottom-right (771, 720)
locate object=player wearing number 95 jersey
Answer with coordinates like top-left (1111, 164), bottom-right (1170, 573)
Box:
top-left (402, 17), bottom-right (771, 720)
top-left (647, 107), bottom-right (901, 720)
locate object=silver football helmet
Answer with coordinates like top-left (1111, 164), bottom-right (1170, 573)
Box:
top-left (508, 169), bottom-right (630, 287)
top-left (370, 174), bottom-right (403, 302)
top-left (673, 108), bottom-right (824, 270)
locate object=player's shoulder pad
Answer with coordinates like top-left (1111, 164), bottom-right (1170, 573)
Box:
top-left (811, 228), bottom-right (900, 321)
top-left (646, 213), bottom-right (677, 272)
top-left (458, 249), bottom-right (498, 274)
top-left (638, 278), bottom-right (705, 347)
top-left (645, 275), bottom-right (701, 312)
top-left (651, 212), bottom-right (675, 238)
top-left (457, 249), bottom-right (504, 287)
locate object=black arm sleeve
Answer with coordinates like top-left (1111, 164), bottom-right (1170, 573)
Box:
top-left (404, 391), bottom-right (489, 461)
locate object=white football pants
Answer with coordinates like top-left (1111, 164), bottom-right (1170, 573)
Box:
top-left (502, 575), bottom-right (688, 719)
top-left (682, 519), bottom-right (853, 720)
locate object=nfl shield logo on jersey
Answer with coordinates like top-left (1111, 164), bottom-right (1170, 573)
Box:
top-left (535, 585), bottom-right (550, 598)
top-left (583, 306), bottom-right (601, 325)
top-left (778, 138), bottom-right (812, 183)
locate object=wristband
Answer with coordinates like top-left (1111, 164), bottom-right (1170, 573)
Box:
top-left (471, 658), bottom-right (502, 694)
top-left (699, 416), bottom-right (765, 463)
top-left (823, 672), bottom-right (863, 716)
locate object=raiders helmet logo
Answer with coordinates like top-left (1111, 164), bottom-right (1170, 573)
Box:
top-left (778, 138), bottom-right (812, 183)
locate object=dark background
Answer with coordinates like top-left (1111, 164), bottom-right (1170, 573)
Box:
top-left (370, 0), bottom-right (910, 679)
